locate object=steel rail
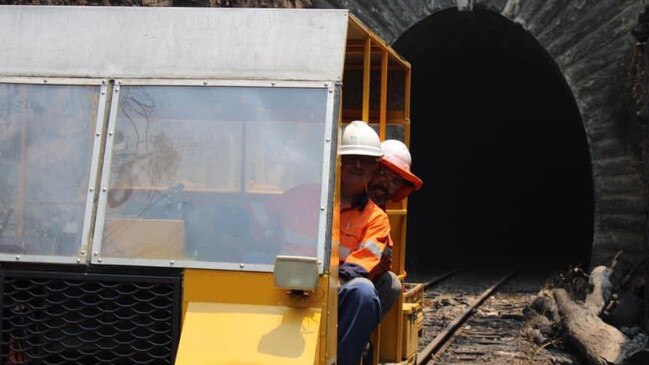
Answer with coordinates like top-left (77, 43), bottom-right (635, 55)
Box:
top-left (423, 267), bottom-right (465, 290)
top-left (403, 267), bottom-right (464, 300)
top-left (402, 267), bottom-right (464, 305)
top-left (415, 270), bottom-right (517, 365)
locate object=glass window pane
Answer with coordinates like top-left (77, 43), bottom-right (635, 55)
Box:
top-left (368, 122), bottom-right (405, 142)
top-left (101, 86), bottom-right (328, 267)
top-left (0, 84), bottom-right (100, 257)
top-left (246, 121), bottom-right (324, 193)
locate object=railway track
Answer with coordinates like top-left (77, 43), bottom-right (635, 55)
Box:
top-left (412, 268), bottom-right (574, 365)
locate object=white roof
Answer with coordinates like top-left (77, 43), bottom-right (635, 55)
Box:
top-left (0, 6), bottom-right (349, 81)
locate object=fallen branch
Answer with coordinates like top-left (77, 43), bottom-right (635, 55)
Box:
top-left (585, 266), bottom-right (613, 315)
top-left (554, 288), bottom-right (628, 365)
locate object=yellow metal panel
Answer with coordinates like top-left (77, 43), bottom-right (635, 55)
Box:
top-left (182, 270), bottom-right (333, 364)
top-left (379, 291), bottom-right (403, 362)
top-left (347, 14), bottom-right (411, 69)
top-left (176, 302), bottom-right (322, 365)
top-left (324, 153), bottom-right (341, 365)
top-left (362, 37), bottom-right (371, 122)
top-left (401, 302), bottom-right (421, 359)
top-left (182, 270), bottom-right (331, 308)
top-left (183, 270), bottom-right (287, 309)
top-left (379, 49), bottom-right (388, 140)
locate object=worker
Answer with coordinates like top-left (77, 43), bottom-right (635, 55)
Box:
top-left (337, 120), bottom-right (391, 365)
top-left (368, 139), bottom-right (423, 209)
top-left (367, 139), bottom-right (423, 321)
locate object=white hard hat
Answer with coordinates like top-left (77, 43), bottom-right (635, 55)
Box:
top-left (339, 120), bottom-right (382, 157)
top-left (381, 140), bottom-right (412, 168)
top-left (380, 139), bottom-right (423, 202)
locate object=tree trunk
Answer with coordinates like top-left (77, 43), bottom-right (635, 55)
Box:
top-left (553, 288), bottom-right (629, 365)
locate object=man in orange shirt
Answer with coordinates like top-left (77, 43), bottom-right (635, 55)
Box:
top-left (367, 139), bottom-right (423, 319)
top-left (337, 121), bottom-right (391, 365)
top-left (368, 139), bottom-right (423, 209)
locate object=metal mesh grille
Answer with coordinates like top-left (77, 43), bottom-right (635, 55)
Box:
top-left (0, 268), bottom-right (181, 365)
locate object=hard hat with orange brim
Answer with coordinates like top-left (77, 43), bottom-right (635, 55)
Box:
top-left (379, 139), bottom-right (423, 202)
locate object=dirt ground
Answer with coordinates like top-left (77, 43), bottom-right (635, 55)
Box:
top-left (416, 270), bottom-right (584, 364)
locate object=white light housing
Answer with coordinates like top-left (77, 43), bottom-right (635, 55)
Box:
top-left (273, 255), bottom-right (319, 291)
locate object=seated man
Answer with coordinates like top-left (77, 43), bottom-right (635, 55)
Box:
top-left (368, 139), bottom-right (423, 209)
top-left (368, 139), bottom-right (423, 319)
top-left (337, 121), bottom-right (390, 365)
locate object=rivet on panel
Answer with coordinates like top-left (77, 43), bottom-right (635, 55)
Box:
top-left (98, 257), bottom-right (102, 262)
top-left (15, 255), bottom-right (20, 260)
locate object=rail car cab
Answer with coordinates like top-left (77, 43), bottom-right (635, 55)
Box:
top-left (0, 5), bottom-right (419, 364)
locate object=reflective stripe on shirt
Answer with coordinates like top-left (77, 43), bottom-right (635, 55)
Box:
top-left (360, 240), bottom-right (382, 258)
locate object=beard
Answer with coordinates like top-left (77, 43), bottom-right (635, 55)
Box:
top-left (368, 184), bottom-right (389, 206)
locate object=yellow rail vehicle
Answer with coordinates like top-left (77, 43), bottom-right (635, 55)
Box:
top-left (0, 6), bottom-right (421, 364)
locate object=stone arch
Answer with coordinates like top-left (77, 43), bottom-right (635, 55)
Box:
top-left (314, 0), bottom-right (647, 270)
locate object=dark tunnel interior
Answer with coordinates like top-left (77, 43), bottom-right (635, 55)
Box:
top-left (393, 7), bottom-right (594, 277)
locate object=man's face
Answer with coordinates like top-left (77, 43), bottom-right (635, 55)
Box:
top-left (341, 155), bottom-right (379, 196)
top-left (368, 165), bottom-right (403, 206)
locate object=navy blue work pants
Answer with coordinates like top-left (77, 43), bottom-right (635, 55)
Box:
top-left (337, 277), bottom-right (381, 365)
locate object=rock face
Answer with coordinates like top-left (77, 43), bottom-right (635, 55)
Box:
top-left (314, 0), bottom-right (648, 268)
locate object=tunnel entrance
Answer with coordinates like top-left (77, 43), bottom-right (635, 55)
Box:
top-left (393, 7), bottom-right (594, 276)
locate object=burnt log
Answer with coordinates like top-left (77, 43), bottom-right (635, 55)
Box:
top-left (585, 265), bottom-right (614, 315)
top-left (554, 288), bottom-right (629, 365)
top-left (526, 289), bottom-right (560, 322)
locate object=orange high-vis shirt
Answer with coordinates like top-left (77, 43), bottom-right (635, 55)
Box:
top-left (340, 197), bottom-right (392, 280)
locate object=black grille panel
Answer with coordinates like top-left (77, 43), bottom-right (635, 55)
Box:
top-left (0, 268), bottom-right (181, 365)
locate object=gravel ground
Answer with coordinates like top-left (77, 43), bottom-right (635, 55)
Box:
top-left (413, 269), bottom-right (582, 364)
